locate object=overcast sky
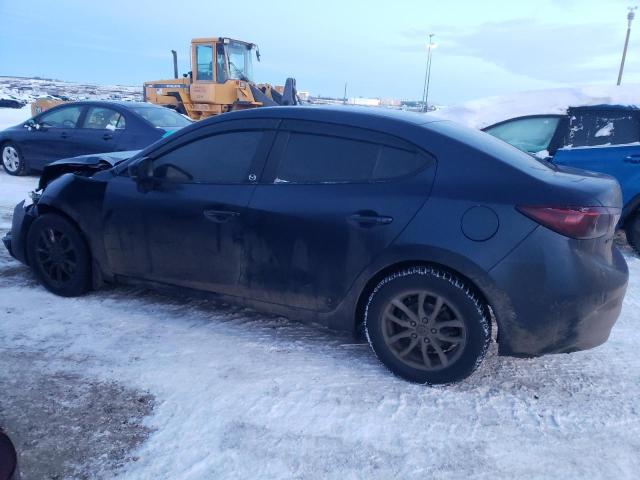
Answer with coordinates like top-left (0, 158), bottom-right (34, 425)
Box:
top-left (0, 0), bottom-right (637, 104)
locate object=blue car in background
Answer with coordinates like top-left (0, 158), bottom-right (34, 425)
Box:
top-left (484, 105), bottom-right (640, 252)
top-left (1, 100), bottom-right (192, 176)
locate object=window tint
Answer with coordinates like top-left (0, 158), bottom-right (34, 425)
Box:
top-left (83, 107), bottom-right (125, 130)
top-left (485, 117), bottom-right (560, 154)
top-left (39, 106), bottom-right (83, 128)
top-left (372, 146), bottom-right (429, 180)
top-left (566, 111), bottom-right (640, 147)
top-left (152, 131), bottom-right (263, 183)
top-left (196, 44), bottom-right (213, 81)
top-left (275, 132), bottom-right (431, 184)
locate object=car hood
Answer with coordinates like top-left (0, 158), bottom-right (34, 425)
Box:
top-left (38, 150), bottom-right (140, 190)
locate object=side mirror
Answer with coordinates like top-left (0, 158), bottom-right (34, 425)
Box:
top-left (128, 157), bottom-right (155, 192)
top-left (24, 119), bottom-right (39, 131)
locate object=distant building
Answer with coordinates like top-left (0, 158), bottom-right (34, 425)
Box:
top-left (297, 91), bottom-right (310, 101)
top-left (380, 98), bottom-right (401, 107)
top-left (348, 97), bottom-right (380, 107)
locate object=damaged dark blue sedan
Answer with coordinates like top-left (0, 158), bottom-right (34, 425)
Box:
top-left (2, 106), bottom-right (628, 384)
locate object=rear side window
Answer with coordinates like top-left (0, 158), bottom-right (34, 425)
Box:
top-left (83, 107), bottom-right (125, 130)
top-left (152, 131), bottom-right (263, 184)
top-left (566, 111), bottom-right (640, 147)
top-left (274, 132), bottom-right (432, 184)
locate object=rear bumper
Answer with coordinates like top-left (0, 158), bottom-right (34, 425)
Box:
top-left (489, 226), bottom-right (628, 357)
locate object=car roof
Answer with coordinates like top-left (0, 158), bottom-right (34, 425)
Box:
top-left (568, 104), bottom-right (640, 112)
top-left (201, 105), bottom-right (440, 128)
top-left (51, 100), bottom-right (162, 110)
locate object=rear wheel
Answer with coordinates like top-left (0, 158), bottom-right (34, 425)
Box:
top-left (27, 214), bottom-right (92, 297)
top-left (2, 142), bottom-right (28, 176)
top-left (625, 211), bottom-right (640, 255)
top-left (365, 267), bottom-right (491, 384)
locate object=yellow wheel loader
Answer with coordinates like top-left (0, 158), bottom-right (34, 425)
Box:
top-left (144, 37), bottom-right (299, 120)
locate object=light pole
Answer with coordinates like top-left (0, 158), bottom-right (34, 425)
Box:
top-left (421, 34), bottom-right (435, 112)
top-left (617, 6), bottom-right (637, 85)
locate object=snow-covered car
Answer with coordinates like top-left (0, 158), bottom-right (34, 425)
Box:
top-left (483, 105), bottom-right (640, 252)
top-left (2, 106), bottom-right (629, 384)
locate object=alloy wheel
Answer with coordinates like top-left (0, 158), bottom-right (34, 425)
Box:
top-left (381, 290), bottom-right (467, 371)
top-left (2, 146), bottom-right (20, 173)
top-left (34, 227), bottom-right (78, 286)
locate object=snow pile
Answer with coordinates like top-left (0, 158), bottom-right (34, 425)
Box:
top-left (0, 105), bottom-right (32, 131)
top-left (432, 84), bottom-right (640, 129)
top-left (0, 77), bottom-right (142, 106)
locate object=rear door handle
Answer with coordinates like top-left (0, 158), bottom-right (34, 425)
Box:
top-left (348, 213), bottom-right (393, 226)
top-left (203, 209), bottom-right (240, 223)
top-left (103, 133), bottom-right (114, 141)
top-left (624, 155), bottom-right (640, 164)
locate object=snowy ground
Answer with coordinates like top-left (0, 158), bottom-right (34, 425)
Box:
top-left (1, 89), bottom-right (640, 478)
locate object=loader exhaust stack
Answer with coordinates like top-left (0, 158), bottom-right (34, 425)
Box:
top-left (171, 50), bottom-right (178, 80)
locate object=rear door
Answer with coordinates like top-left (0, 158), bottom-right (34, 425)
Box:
top-left (553, 108), bottom-right (640, 205)
top-left (241, 120), bottom-right (436, 310)
top-left (73, 106), bottom-right (127, 154)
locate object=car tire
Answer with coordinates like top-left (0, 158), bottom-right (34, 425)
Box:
top-left (365, 266), bottom-right (491, 384)
top-left (26, 214), bottom-right (92, 297)
top-left (625, 211), bottom-right (640, 255)
top-left (1, 142), bottom-right (28, 176)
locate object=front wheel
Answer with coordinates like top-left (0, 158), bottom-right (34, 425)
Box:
top-left (365, 267), bottom-right (491, 384)
top-left (2, 142), bottom-right (28, 176)
top-left (26, 214), bottom-right (92, 297)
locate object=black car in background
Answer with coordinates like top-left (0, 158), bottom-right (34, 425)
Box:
top-left (2, 106), bottom-right (628, 384)
top-left (0, 101), bottom-right (191, 175)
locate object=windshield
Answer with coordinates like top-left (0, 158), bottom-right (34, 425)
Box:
top-left (485, 117), bottom-right (561, 154)
top-left (225, 41), bottom-right (254, 82)
top-left (130, 106), bottom-right (192, 130)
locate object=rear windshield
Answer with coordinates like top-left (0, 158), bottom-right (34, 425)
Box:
top-left (130, 106), bottom-right (192, 129)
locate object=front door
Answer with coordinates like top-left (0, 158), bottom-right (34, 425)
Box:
top-left (102, 122), bottom-right (276, 296)
top-left (26, 105), bottom-right (85, 169)
top-left (242, 121), bottom-right (436, 311)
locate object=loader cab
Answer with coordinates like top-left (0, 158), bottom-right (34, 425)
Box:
top-left (192, 37), bottom-right (256, 84)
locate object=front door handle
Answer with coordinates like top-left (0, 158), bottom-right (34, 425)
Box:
top-left (60, 132), bottom-right (70, 139)
top-left (203, 209), bottom-right (240, 223)
top-left (624, 155), bottom-right (640, 164)
top-left (348, 213), bottom-right (393, 227)
top-left (103, 133), bottom-right (114, 141)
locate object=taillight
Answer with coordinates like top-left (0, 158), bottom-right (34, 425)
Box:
top-left (517, 206), bottom-right (620, 240)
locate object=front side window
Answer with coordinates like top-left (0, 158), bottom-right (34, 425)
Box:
top-left (39, 106), bottom-right (83, 129)
top-left (565, 111), bottom-right (640, 148)
top-left (83, 107), bottom-right (125, 130)
top-left (152, 131), bottom-right (263, 183)
top-left (274, 133), bottom-right (432, 184)
top-left (485, 117), bottom-right (560, 154)
top-left (195, 44), bottom-right (213, 81)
